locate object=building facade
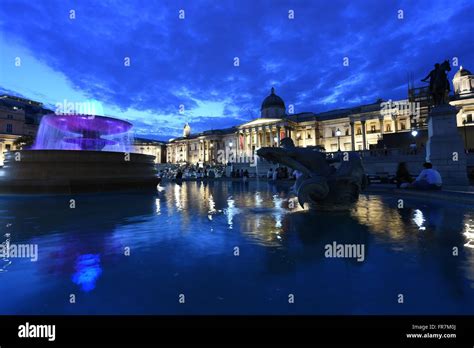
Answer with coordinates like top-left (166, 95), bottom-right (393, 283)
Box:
top-left (132, 137), bottom-right (167, 163)
top-left (166, 66), bottom-right (474, 164)
top-left (0, 95), bottom-right (53, 165)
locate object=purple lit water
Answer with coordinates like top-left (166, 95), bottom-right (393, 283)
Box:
top-left (33, 114), bottom-right (134, 152)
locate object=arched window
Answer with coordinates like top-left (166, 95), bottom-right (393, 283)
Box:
top-left (386, 124), bottom-right (391, 132)
top-left (356, 128), bottom-right (362, 135)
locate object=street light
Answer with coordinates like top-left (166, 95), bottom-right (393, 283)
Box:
top-left (411, 130), bottom-right (418, 137)
top-left (335, 128), bottom-right (342, 151)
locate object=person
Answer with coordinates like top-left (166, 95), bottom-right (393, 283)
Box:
top-left (267, 168), bottom-right (273, 179)
top-left (243, 169), bottom-right (249, 183)
top-left (395, 162), bottom-right (413, 188)
top-left (411, 162), bottom-right (442, 190)
top-left (272, 168), bottom-right (278, 181)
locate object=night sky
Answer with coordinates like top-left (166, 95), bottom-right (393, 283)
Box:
top-left (1, 0), bottom-right (473, 140)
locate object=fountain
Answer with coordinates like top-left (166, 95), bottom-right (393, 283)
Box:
top-left (33, 114), bottom-right (134, 152)
top-left (0, 114), bottom-right (159, 193)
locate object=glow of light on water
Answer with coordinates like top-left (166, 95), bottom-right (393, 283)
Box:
top-left (225, 197), bottom-right (236, 229)
top-left (463, 219), bottom-right (474, 248)
top-left (272, 194), bottom-right (284, 228)
top-left (209, 195), bottom-right (216, 214)
top-left (174, 185), bottom-right (182, 211)
top-left (155, 198), bottom-right (161, 215)
top-left (71, 254), bottom-right (103, 292)
top-left (255, 192), bottom-right (262, 207)
top-left (413, 209), bottom-right (426, 230)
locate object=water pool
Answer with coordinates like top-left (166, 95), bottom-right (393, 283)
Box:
top-left (0, 181), bottom-right (473, 315)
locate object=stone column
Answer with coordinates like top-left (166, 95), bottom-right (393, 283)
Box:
top-left (426, 104), bottom-right (469, 187)
top-left (350, 121), bottom-right (355, 151)
top-left (262, 128), bottom-right (267, 147)
top-left (379, 117), bottom-right (384, 135)
top-left (276, 126), bottom-right (281, 146)
top-left (361, 119), bottom-right (367, 150)
top-left (392, 115), bottom-right (399, 132)
top-left (235, 134), bottom-right (239, 161)
top-left (250, 129), bottom-right (254, 155)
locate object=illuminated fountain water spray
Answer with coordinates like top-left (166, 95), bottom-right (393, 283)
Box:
top-left (33, 114), bottom-right (134, 152)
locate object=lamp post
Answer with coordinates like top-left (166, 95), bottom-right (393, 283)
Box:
top-left (335, 128), bottom-right (342, 151)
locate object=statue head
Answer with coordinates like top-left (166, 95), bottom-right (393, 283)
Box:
top-left (280, 137), bottom-right (295, 149)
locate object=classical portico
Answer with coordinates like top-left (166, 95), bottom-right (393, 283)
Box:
top-left (237, 118), bottom-right (293, 158)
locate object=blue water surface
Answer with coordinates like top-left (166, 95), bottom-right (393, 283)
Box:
top-left (0, 180), bottom-right (473, 315)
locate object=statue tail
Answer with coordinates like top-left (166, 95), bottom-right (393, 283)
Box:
top-left (297, 176), bottom-right (329, 209)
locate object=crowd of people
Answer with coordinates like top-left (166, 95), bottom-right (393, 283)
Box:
top-left (158, 164), bottom-right (226, 180)
top-left (265, 167), bottom-right (292, 181)
top-left (159, 159), bottom-right (449, 191)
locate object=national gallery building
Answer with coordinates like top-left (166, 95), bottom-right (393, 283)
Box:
top-left (166, 66), bottom-right (474, 165)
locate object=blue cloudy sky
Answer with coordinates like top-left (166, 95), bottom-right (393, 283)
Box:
top-left (0, 0), bottom-right (473, 140)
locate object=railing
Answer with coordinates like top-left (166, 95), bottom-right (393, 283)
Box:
top-left (325, 147), bottom-right (425, 158)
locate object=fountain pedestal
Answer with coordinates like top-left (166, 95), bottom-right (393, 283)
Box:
top-left (0, 150), bottom-right (159, 193)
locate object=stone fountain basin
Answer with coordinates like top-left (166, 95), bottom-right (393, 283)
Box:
top-left (0, 150), bottom-right (159, 193)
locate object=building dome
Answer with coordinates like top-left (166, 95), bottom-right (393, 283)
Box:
top-left (260, 87), bottom-right (286, 118)
top-left (454, 66), bottom-right (472, 78)
top-left (453, 66), bottom-right (474, 97)
top-left (183, 123), bottom-right (191, 138)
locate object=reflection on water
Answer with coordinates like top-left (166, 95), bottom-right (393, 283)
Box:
top-left (0, 181), bottom-right (473, 314)
top-left (72, 254), bottom-right (102, 292)
top-left (464, 216), bottom-right (474, 249)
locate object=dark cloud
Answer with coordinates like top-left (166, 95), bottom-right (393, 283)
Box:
top-left (1, 0), bottom-right (473, 140)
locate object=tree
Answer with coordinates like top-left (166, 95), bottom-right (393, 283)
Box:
top-left (13, 135), bottom-right (35, 149)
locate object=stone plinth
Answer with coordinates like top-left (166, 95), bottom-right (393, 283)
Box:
top-left (426, 104), bottom-right (469, 187)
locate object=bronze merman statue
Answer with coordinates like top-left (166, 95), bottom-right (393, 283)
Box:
top-left (257, 138), bottom-right (367, 210)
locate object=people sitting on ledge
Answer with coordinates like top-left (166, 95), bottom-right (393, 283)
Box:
top-left (410, 162), bottom-right (442, 190)
top-left (395, 162), bottom-right (413, 188)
